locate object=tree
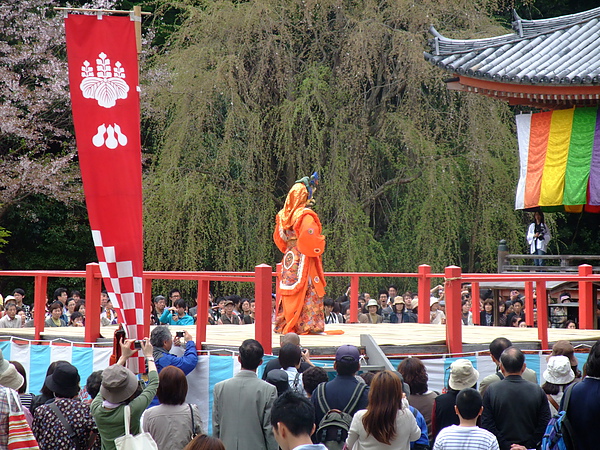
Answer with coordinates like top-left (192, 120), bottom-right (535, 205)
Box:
top-left (0, 0), bottom-right (87, 252)
top-left (142, 0), bottom-right (526, 294)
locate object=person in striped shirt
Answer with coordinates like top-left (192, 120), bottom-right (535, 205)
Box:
top-left (433, 388), bottom-right (499, 450)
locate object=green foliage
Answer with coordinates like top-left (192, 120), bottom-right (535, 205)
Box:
top-left (0, 195), bottom-right (96, 296)
top-left (142, 0), bottom-right (526, 295)
top-left (1, 196), bottom-right (95, 270)
top-left (0, 227), bottom-right (9, 253)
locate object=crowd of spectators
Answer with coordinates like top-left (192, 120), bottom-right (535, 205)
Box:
top-left (0, 328), bottom-right (211, 450)
top-left (0, 328), bottom-right (598, 450)
top-left (0, 282), bottom-right (591, 332)
top-left (258, 335), bottom-right (600, 450)
top-left (320, 284), bottom-right (589, 329)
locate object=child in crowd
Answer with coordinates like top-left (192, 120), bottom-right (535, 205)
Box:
top-left (433, 388), bottom-right (499, 450)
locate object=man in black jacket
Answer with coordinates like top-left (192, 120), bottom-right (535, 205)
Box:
top-left (481, 347), bottom-right (550, 450)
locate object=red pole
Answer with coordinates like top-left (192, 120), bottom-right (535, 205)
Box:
top-left (196, 278), bottom-right (210, 349)
top-left (142, 277), bottom-right (152, 339)
top-left (34, 275), bottom-right (48, 340)
top-left (275, 263), bottom-right (282, 322)
top-left (349, 275), bottom-right (359, 323)
top-left (418, 265), bottom-right (431, 324)
top-left (525, 281), bottom-right (534, 327)
top-left (536, 281), bottom-right (548, 350)
top-left (445, 266), bottom-right (462, 354)
top-left (254, 264), bottom-right (273, 355)
top-left (578, 264), bottom-right (594, 329)
top-left (85, 263), bottom-right (102, 342)
top-left (472, 282), bottom-right (480, 325)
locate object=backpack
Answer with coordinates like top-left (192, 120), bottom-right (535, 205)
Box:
top-left (315, 382), bottom-right (367, 450)
top-left (541, 385), bottom-right (575, 450)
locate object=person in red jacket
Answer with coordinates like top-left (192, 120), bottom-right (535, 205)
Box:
top-left (274, 173), bottom-right (326, 335)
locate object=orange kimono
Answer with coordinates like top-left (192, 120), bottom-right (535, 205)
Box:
top-left (274, 184), bottom-right (326, 334)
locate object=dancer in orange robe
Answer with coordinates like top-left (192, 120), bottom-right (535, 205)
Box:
top-left (274, 173), bottom-right (326, 335)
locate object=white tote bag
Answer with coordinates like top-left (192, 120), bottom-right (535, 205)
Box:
top-left (114, 405), bottom-right (158, 450)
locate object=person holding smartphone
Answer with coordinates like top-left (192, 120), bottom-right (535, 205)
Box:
top-left (148, 326), bottom-right (198, 408)
top-left (160, 298), bottom-right (195, 325)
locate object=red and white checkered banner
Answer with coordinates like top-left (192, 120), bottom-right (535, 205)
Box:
top-left (65, 14), bottom-right (144, 350)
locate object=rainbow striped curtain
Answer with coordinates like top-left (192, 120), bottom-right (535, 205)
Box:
top-left (515, 107), bottom-right (600, 213)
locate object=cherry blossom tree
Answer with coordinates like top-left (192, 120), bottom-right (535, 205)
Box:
top-left (0, 0), bottom-right (84, 221)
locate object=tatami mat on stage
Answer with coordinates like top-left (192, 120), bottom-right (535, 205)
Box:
top-left (3, 323), bottom-right (600, 354)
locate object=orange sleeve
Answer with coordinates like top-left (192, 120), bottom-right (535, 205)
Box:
top-left (273, 217), bottom-right (287, 253)
top-left (296, 215), bottom-right (325, 257)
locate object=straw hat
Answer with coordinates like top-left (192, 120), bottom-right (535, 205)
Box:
top-left (411, 296), bottom-right (419, 308)
top-left (449, 359), bottom-right (479, 391)
top-left (393, 296), bottom-right (405, 305)
top-left (544, 356), bottom-right (575, 385)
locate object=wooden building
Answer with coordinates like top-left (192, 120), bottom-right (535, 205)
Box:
top-left (424, 7), bottom-right (600, 108)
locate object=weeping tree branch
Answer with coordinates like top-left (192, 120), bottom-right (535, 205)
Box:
top-left (360, 171), bottom-right (422, 210)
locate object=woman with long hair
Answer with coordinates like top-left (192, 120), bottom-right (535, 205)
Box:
top-left (497, 301), bottom-right (507, 327)
top-left (398, 357), bottom-right (437, 442)
top-left (346, 371), bottom-right (421, 449)
top-left (239, 299), bottom-right (254, 324)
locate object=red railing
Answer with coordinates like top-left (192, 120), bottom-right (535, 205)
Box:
top-left (0, 264), bottom-right (275, 352)
top-left (295, 264), bottom-right (600, 353)
top-left (2, 263), bottom-right (599, 355)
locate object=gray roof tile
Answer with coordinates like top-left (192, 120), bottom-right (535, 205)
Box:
top-left (424, 7), bottom-right (600, 85)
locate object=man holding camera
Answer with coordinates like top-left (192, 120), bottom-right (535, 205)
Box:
top-left (148, 326), bottom-right (199, 407)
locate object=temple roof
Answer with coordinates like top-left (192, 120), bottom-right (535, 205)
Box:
top-left (424, 7), bottom-right (600, 86)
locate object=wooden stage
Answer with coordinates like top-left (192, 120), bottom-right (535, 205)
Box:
top-left (3, 323), bottom-right (600, 356)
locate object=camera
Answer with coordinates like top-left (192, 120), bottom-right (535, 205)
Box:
top-left (133, 340), bottom-right (143, 349)
top-left (176, 331), bottom-right (184, 338)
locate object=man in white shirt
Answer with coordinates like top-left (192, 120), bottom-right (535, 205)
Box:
top-left (434, 388), bottom-right (499, 450)
top-left (324, 298), bottom-right (343, 324)
top-left (0, 303), bottom-right (22, 328)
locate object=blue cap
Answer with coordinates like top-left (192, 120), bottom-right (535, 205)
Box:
top-left (335, 344), bottom-right (360, 362)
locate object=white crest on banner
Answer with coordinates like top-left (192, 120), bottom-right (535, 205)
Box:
top-left (92, 123), bottom-right (128, 149)
top-left (80, 52), bottom-right (129, 108)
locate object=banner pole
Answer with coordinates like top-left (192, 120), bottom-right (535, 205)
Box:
top-left (54, 6), bottom-right (151, 16)
top-left (133, 6), bottom-right (143, 55)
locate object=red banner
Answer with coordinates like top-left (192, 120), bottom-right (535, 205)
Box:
top-left (65, 14), bottom-right (144, 347)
